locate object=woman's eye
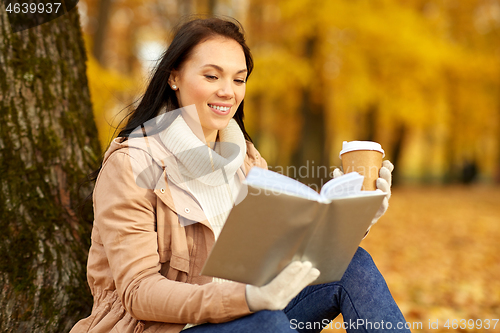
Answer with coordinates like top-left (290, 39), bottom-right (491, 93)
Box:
top-left (234, 79), bottom-right (246, 84)
top-left (205, 75), bottom-right (218, 80)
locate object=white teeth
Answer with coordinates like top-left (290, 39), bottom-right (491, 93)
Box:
top-left (209, 104), bottom-right (230, 111)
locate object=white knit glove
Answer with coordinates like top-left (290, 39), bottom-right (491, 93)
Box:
top-left (245, 261), bottom-right (320, 312)
top-left (333, 160), bottom-right (394, 230)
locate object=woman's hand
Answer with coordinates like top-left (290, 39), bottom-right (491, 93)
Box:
top-left (371, 160), bottom-right (394, 225)
top-left (333, 160), bottom-right (394, 226)
top-left (245, 261), bottom-right (320, 312)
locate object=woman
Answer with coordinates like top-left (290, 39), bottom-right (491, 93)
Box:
top-left (71, 17), bottom-right (410, 333)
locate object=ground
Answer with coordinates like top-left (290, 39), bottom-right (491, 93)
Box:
top-left (321, 185), bottom-right (500, 333)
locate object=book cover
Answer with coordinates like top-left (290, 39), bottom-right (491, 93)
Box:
top-left (201, 167), bottom-right (386, 286)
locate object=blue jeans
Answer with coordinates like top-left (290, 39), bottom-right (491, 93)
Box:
top-left (185, 247), bottom-right (411, 333)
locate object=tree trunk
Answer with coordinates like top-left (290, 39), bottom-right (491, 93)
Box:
top-left (208, 0), bottom-right (217, 15)
top-left (178, 0), bottom-right (194, 17)
top-left (92, 0), bottom-right (113, 67)
top-left (0, 6), bottom-right (101, 333)
top-left (291, 36), bottom-right (328, 186)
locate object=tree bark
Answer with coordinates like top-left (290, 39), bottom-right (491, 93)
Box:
top-left (0, 6), bottom-right (100, 333)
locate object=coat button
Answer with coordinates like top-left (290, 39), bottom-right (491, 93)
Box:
top-left (160, 188), bottom-right (165, 194)
top-left (184, 208), bottom-right (190, 213)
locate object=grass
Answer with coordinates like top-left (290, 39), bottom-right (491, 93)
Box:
top-left (322, 185), bottom-right (500, 333)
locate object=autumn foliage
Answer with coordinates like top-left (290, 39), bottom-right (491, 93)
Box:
top-left (82, 0), bottom-right (500, 184)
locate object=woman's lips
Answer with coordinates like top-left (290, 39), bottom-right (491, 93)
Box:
top-left (208, 103), bottom-right (231, 115)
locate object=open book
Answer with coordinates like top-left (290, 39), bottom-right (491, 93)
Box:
top-left (200, 167), bottom-right (386, 286)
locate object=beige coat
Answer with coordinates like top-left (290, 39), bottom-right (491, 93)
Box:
top-left (70, 134), bottom-right (268, 333)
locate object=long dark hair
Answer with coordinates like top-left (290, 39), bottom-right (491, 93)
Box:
top-left (80, 17), bottom-right (254, 219)
top-left (119, 16), bottom-right (254, 140)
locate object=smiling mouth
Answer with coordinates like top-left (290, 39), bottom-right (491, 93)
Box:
top-left (208, 104), bottom-right (231, 112)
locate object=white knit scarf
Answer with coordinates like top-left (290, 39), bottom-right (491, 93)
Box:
top-left (159, 113), bottom-right (247, 239)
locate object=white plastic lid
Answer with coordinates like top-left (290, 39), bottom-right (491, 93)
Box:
top-left (339, 141), bottom-right (385, 158)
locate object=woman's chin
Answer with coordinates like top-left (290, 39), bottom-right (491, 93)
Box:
top-left (209, 118), bottom-right (232, 131)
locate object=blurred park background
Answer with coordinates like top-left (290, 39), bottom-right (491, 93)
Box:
top-left (80, 0), bottom-right (500, 332)
top-left (82, 0), bottom-right (500, 186)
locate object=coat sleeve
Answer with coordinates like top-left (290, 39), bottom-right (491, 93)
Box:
top-left (93, 150), bottom-right (252, 324)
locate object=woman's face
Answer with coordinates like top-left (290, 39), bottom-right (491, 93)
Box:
top-left (169, 36), bottom-right (247, 142)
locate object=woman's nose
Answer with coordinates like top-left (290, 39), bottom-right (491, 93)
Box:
top-left (217, 80), bottom-right (235, 99)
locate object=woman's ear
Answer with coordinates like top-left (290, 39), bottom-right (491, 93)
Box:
top-left (168, 70), bottom-right (179, 89)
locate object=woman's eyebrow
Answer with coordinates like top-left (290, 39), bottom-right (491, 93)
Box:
top-left (201, 64), bottom-right (247, 74)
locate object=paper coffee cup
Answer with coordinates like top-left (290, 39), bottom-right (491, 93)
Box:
top-left (339, 141), bottom-right (385, 191)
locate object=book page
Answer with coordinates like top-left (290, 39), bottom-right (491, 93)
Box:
top-left (319, 172), bottom-right (364, 199)
top-left (245, 167), bottom-right (320, 201)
